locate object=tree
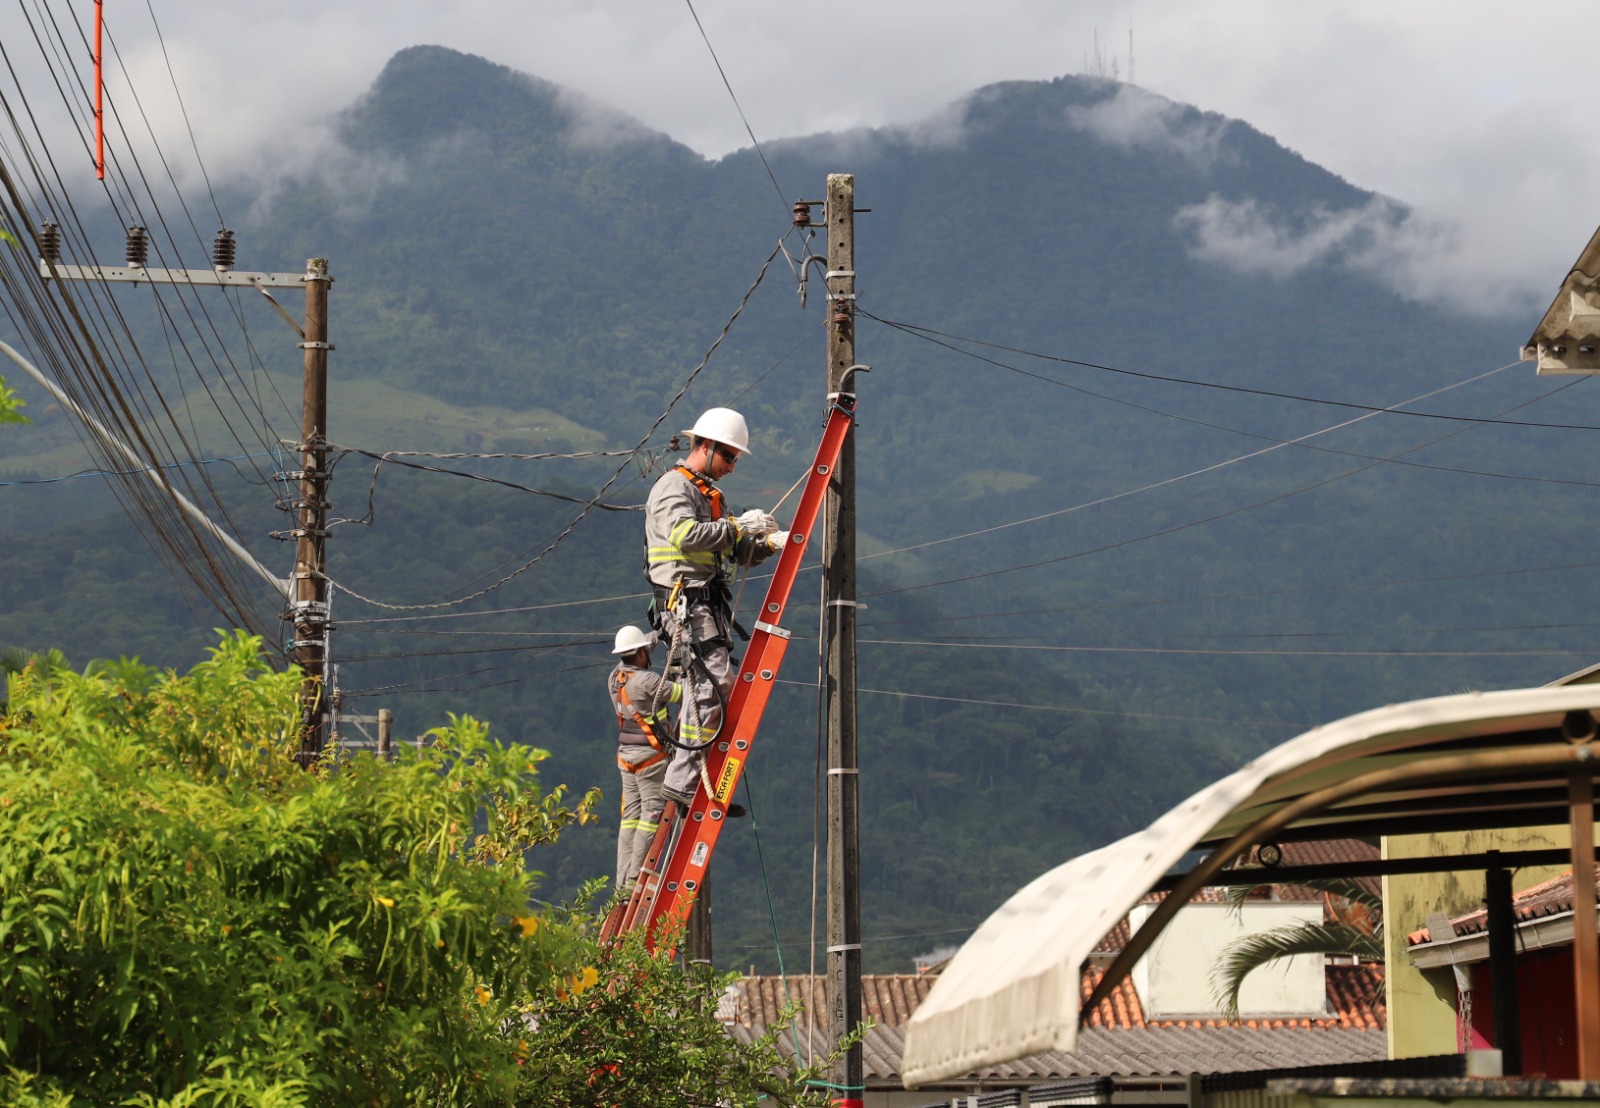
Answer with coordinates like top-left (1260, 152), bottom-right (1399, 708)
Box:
top-left (0, 377), bottom-right (23, 425)
top-left (0, 634), bottom-right (841, 1106)
top-left (1209, 876), bottom-right (1383, 1021)
top-left (0, 224), bottom-right (27, 427)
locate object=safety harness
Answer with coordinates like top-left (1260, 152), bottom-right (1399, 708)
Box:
top-left (613, 668), bottom-right (671, 755)
top-left (618, 748), bottom-right (668, 774)
top-left (673, 464), bottom-right (724, 521)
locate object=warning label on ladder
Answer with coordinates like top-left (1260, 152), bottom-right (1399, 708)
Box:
top-left (714, 757), bottom-right (742, 803)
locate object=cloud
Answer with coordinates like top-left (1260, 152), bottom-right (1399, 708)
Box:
top-left (1066, 84), bottom-right (1233, 169)
top-left (554, 85), bottom-right (661, 150)
top-left (1173, 194), bottom-right (1543, 318)
top-left (12, 0), bottom-right (1600, 315)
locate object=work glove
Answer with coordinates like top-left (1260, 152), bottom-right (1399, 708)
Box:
top-left (735, 508), bottom-right (778, 538)
top-left (767, 530), bottom-right (790, 552)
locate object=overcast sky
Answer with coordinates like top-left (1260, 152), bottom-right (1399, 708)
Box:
top-left (40, 0), bottom-right (1600, 318)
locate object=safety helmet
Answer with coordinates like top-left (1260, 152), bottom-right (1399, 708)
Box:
top-left (612, 625), bottom-right (657, 655)
top-left (683, 407), bottom-right (751, 456)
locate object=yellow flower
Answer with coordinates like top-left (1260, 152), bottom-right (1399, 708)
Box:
top-left (568, 966), bottom-right (599, 997)
top-left (376, 896), bottom-right (395, 908)
top-left (513, 914), bottom-right (540, 938)
top-left (474, 984), bottom-right (491, 1006)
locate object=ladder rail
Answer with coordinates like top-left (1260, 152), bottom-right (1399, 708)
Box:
top-left (636, 395), bottom-right (856, 946)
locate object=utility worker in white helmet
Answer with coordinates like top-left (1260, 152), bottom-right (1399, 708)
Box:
top-left (608, 624), bottom-right (679, 890)
top-left (644, 407), bottom-right (788, 807)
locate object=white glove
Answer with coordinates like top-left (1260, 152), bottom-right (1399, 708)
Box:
top-left (735, 509), bottom-right (778, 538)
top-left (767, 530), bottom-right (790, 552)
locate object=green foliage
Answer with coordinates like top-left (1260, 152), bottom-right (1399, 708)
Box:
top-left (0, 47), bottom-right (1579, 978)
top-left (0, 375), bottom-right (25, 426)
top-left (517, 925), bottom-right (850, 1108)
top-left (0, 634), bottom-right (835, 1105)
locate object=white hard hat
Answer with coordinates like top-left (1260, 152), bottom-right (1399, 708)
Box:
top-left (683, 407), bottom-right (751, 456)
top-left (612, 625), bottom-right (657, 655)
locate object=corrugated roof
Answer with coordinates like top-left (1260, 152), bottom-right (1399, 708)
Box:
top-left (731, 967), bottom-right (1385, 1085)
top-left (903, 684), bottom-right (1600, 1086)
top-left (1408, 863), bottom-right (1600, 945)
top-left (1523, 223), bottom-right (1600, 367)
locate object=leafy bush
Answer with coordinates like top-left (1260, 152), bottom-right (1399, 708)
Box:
top-left (0, 634), bottom-right (836, 1106)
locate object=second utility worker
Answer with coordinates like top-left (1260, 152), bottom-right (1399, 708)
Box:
top-left (644, 407), bottom-right (788, 807)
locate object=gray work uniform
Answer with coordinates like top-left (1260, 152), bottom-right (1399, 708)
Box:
top-left (643, 464), bottom-right (773, 800)
top-left (609, 660), bottom-right (681, 888)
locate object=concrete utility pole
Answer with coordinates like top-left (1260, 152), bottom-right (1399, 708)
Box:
top-left (36, 231), bottom-right (334, 766)
top-left (686, 873), bottom-right (713, 966)
top-left (292, 258), bottom-right (333, 765)
top-left (823, 172), bottom-right (864, 1108)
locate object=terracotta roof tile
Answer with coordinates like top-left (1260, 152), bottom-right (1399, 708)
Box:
top-left (1078, 964), bottom-right (1384, 1031)
top-left (730, 971), bottom-right (1386, 1083)
top-left (1409, 862), bottom-right (1600, 945)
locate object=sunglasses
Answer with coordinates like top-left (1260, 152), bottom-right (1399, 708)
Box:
top-left (716, 446), bottom-right (739, 465)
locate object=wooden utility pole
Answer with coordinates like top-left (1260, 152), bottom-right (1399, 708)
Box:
top-left (823, 172), bottom-right (864, 1108)
top-left (293, 258), bottom-right (333, 765)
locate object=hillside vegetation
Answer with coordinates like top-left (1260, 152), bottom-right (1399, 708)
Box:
top-left (2, 46), bottom-right (1590, 970)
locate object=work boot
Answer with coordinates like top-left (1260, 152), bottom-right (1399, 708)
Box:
top-left (661, 785), bottom-right (696, 808)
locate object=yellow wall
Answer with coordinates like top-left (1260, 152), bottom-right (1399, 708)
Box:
top-left (1382, 827), bottom-right (1572, 1059)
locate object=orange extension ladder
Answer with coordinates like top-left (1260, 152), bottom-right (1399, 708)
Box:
top-left (604, 388), bottom-right (858, 948)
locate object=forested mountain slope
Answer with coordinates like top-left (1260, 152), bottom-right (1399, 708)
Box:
top-left (3, 45), bottom-right (1591, 969)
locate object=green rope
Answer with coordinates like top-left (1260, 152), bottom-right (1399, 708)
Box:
top-left (741, 769), bottom-right (808, 1063)
top-left (803, 1079), bottom-right (867, 1092)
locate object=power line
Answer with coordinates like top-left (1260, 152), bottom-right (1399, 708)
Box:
top-left (773, 678), bottom-right (1299, 728)
top-left (862, 367), bottom-right (1580, 600)
top-left (858, 638), bottom-right (1588, 659)
top-left (682, 0), bottom-right (787, 213)
top-left (326, 238), bottom-right (787, 611)
top-left (857, 558), bottom-right (1600, 630)
top-left (865, 311), bottom-right (1600, 432)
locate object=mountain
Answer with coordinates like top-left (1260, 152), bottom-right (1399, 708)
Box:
top-left (2, 46), bottom-right (1587, 970)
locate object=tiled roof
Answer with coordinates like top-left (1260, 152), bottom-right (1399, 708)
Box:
top-left (731, 967), bottom-right (1386, 1084)
top-left (1408, 863), bottom-right (1600, 946)
top-left (1091, 839), bottom-right (1382, 957)
top-left (1211, 839), bottom-right (1381, 901)
top-left (1079, 964), bottom-right (1384, 1032)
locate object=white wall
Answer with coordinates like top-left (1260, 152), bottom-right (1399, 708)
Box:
top-left (1129, 901), bottom-right (1327, 1019)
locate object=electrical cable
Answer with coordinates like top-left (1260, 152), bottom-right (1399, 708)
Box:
top-left (325, 239), bottom-right (786, 611)
top-left (0, 449), bottom-right (275, 486)
top-left (681, 0), bottom-right (788, 214)
top-left (864, 310), bottom-right (1600, 432)
top-left (863, 371), bottom-right (1581, 600)
top-left (772, 678), bottom-right (1299, 727)
top-left (858, 638), bottom-right (1587, 659)
top-left (336, 445), bottom-right (644, 516)
top-left (855, 559), bottom-right (1600, 630)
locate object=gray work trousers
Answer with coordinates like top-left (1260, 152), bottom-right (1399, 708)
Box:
top-left (659, 601), bottom-right (734, 800)
top-left (617, 744), bottom-right (668, 889)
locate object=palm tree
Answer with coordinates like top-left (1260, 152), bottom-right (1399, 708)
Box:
top-left (1209, 875), bottom-right (1383, 1020)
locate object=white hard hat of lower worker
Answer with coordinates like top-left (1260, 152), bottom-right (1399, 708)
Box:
top-left (612, 625), bottom-right (658, 655)
top-left (683, 407), bottom-right (751, 456)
